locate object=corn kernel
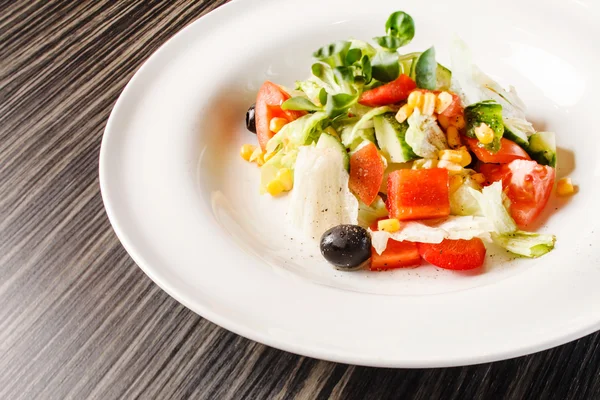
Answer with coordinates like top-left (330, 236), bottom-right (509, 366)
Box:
top-left (474, 122), bottom-right (494, 144)
top-left (471, 173), bottom-right (486, 185)
top-left (324, 126), bottom-right (340, 140)
top-left (438, 149), bottom-right (462, 164)
top-left (249, 147), bottom-right (265, 165)
top-left (395, 104), bottom-right (414, 123)
top-left (458, 146), bottom-right (472, 167)
top-left (407, 91), bottom-right (424, 109)
top-left (451, 115), bottom-right (466, 129)
top-left (556, 177), bottom-right (576, 196)
top-left (449, 174), bottom-right (464, 194)
top-left (439, 147), bottom-right (471, 167)
top-left (437, 114), bottom-right (450, 130)
top-left (269, 117), bottom-right (288, 133)
top-left (436, 92), bottom-right (453, 114)
top-left (378, 218), bottom-right (401, 233)
top-left (421, 93), bottom-right (437, 116)
top-left (412, 158), bottom-right (438, 169)
top-left (437, 160), bottom-right (463, 173)
top-left (266, 179), bottom-right (285, 196)
top-left (276, 168), bottom-right (294, 191)
top-left (446, 126), bottom-right (461, 149)
top-left (240, 144), bottom-right (256, 161)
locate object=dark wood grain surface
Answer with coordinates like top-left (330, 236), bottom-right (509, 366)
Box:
top-left (1, 1), bottom-right (600, 399)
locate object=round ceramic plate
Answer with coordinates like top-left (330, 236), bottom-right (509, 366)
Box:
top-left (100, 0), bottom-right (600, 367)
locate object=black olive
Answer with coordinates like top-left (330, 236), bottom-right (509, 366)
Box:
top-left (246, 104), bottom-right (256, 133)
top-left (320, 225), bottom-right (371, 270)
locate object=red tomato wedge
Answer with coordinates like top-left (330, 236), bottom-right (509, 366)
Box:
top-left (438, 92), bottom-right (463, 119)
top-left (349, 142), bottom-right (385, 206)
top-left (478, 160), bottom-right (555, 228)
top-left (477, 163), bottom-right (506, 186)
top-left (418, 238), bottom-right (486, 270)
top-left (370, 240), bottom-right (421, 271)
top-left (465, 136), bottom-right (531, 164)
top-left (387, 168), bottom-right (450, 221)
top-left (358, 74), bottom-right (417, 107)
top-left (255, 81), bottom-right (305, 150)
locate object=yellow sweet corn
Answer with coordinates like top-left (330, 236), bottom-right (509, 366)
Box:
top-left (378, 218), bottom-right (401, 233)
top-left (395, 104), bottom-right (414, 123)
top-left (474, 122), bottom-right (494, 144)
top-left (240, 144), bottom-right (256, 161)
top-left (276, 168), bottom-right (294, 191)
top-left (422, 92), bottom-right (437, 116)
top-left (471, 173), bottom-right (486, 185)
top-left (407, 91), bottom-right (424, 109)
top-left (412, 158), bottom-right (438, 169)
top-left (449, 174), bottom-right (464, 194)
top-left (437, 160), bottom-right (463, 173)
top-left (451, 115), bottom-right (466, 129)
top-left (249, 147), bottom-right (265, 165)
top-left (437, 114), bottom-right (450, 130)
top-left (266, 179), bottom-right (285, 196)
top-left (436, 91), bottom-right (453, 114)
top-left (446, 126), bottom-right (461, 149)
top-left (269, 117), bottom-right (288, 134)
top-left (556, 177), bottom-right (576, 196)
top-left (439, 146), bottom-right (471, 167)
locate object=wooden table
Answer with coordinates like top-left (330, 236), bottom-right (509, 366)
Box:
top-left (2, 1), bottom-right (599, 398)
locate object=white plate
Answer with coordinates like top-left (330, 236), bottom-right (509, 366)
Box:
top-left (100, 0), bottom-right (600, 367)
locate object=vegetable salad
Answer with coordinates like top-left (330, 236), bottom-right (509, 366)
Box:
top-left (241, 11), bottom-right (575, 272)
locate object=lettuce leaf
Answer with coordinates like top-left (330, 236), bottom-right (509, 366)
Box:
top-left (405, 108), bottom-right (448, 158)
top-left (370, 216), bottom-right (494, 255)
top-left (357, 196), bottom-right (388, 228)
top-left (287, 145), bottom-right (358, 240)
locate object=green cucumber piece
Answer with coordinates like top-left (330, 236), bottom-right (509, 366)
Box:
top-left (527, 131), bottom-right (556, 167)
top-left (435, 63), bottom-right (452, 90)
top-left (398, 52), bottom-right (420, 76)
top-left (373, 113), bottom-right (418, 163)
top-left (317, 132), bottom-right (350, 170)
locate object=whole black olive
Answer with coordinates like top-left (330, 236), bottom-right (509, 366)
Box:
top-left (246, 104), bottom-right (256, 134)
top-left (320, 225), bottom-right (371, 270)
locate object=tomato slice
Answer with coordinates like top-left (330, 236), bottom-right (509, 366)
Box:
top-left (478, 160), bottom-right (555, 228)
top-left (255, 81), bottom-right (305, 150)
top-left (370, 240), bottom-right (421, 271)
top-left (418, 238), bottom-right (486, 270)
top-left (438, 92), bottom-right (463, 119)
top-left (387, 168), bottom-right (450, 221)
top-left (358, 74), bottom-right (417, 107)
top-left (466, 136), bottom-right (531, 164)
top-left (349, 142), bottom-right (385, 206)
top-left (477, 163), bottom-right (506, 186)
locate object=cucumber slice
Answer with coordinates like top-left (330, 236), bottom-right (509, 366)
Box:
top-left (527, 131), bottom-right (556, 167)
top-left (435, 63), bottom-right (452, 91)
top-left (503, 117), bottom-right (532, 148)
top-left (340, 125), bottom-right (376, 152)
top-left (317, 132), bottom-right (350, 170)
top-left (373, 113), bottom-right (418, 163)
top-left (398, 52), bottom-right (420, 76)
top-left (503, 126), bottom-right (529, 148)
